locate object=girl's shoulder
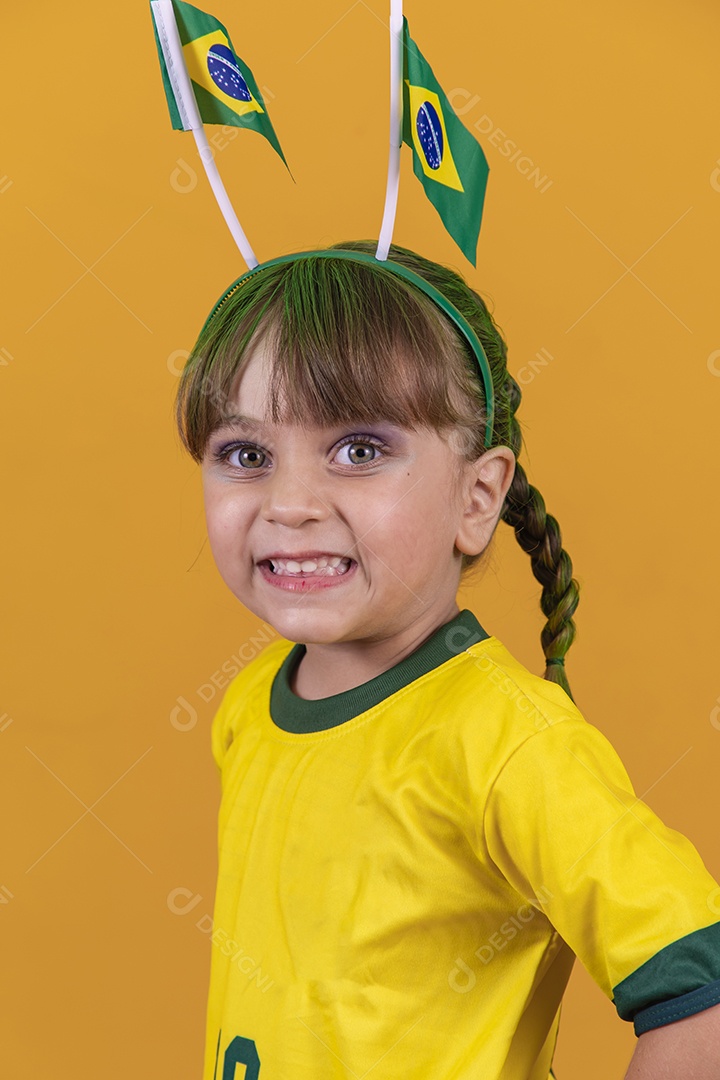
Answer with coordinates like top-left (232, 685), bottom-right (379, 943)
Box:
top-left (422, 633), bottom-right (628, 808)
top-left (427, 631), bottom-right (588, 752)
top-left (209, 632), bottom-right (295, 765)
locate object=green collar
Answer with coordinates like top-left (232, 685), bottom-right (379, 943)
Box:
top-left (270, 608), bottom-right (489, 734)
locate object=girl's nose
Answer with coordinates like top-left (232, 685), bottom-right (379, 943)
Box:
top-left (260, 464), bottom-right (331, 528)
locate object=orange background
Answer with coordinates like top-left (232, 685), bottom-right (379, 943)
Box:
top-left (1, 1), bottom-right (719, 1076)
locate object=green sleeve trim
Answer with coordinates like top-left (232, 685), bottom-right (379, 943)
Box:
top-left (269, 608), bottom-right (489, 733)
top-left (613, 921), bottom-right (720, 1032)
top-left (633, 978), bottom-right (720, 1035)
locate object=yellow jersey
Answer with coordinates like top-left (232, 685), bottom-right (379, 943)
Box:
top-left (202, 609), bottom-right (720, 1079)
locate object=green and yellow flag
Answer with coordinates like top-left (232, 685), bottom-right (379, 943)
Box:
top-left (402, 18), bottom-right (489, 265)
top-left (151, 0), bottom-right (287, 165)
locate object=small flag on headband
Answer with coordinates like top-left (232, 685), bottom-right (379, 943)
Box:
top-left (151, 0), bottom-right (287, 166)
top-left (401, 17), bottom-right (489, 265)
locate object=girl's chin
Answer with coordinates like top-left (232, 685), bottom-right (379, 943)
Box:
top-left (261, 610), bottom-right (359, 640)
top-left (251, 603), bottom-right (381, 649)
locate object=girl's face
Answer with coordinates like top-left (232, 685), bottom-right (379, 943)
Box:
top-left (201, 339), bottom-right (487, 648)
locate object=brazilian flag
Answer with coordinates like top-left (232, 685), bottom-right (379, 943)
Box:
top-left (402, 18), bottom-right (489, 265)
top-left (151, 0), bottom-right (287, 166)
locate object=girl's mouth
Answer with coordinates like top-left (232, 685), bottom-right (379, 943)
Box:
top-left (257, 557), bottom-right (357, 591)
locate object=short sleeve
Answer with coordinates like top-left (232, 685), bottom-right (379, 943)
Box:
top-left (482, 718), bottom-right (720, 1034)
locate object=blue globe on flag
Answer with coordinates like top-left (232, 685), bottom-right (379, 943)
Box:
top-left (416, 101), bottom-right (443, 170)
top-left (207, 43), bottom-right (252, 101)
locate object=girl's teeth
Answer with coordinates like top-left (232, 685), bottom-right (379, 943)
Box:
top-left (269, 557), bottom-right (351, 576)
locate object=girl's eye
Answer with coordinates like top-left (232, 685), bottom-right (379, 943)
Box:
top-left (334, 439), bottom-right (384, 467)
top-left (210, 435), bottom-right (387, 470)
top-left (217, 444), bottom-right (267, 469)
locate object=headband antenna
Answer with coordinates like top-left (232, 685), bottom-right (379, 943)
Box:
top-left (150, 0), bottom-right (289, 269)
top-left (376, 0), bottom-right (404, 261)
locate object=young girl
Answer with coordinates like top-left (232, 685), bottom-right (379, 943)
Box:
top-left (176, 240), bottom-right (720, 1079)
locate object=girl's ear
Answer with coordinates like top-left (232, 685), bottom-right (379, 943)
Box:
top-left (454, 446), bottom-right (516, 557)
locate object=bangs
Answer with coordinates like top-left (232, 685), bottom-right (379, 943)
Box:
top-left (176, 251), bottom-right (488, 461)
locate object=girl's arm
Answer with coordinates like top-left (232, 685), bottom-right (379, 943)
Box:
top-left (624, 1002), bottom-right (720, 1079)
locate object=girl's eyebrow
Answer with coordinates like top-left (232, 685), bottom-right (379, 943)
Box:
top-left (212, 414), bottom-right (265, 435)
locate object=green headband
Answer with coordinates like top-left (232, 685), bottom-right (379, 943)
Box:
top-left (200, 249), bottom-right (496, 451)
